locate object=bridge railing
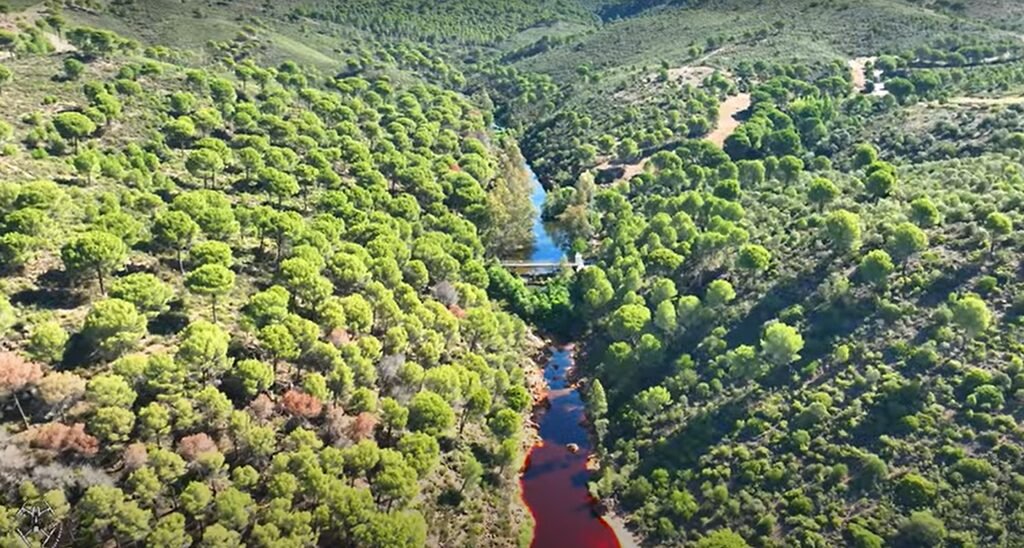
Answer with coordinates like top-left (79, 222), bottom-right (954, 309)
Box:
top-left (498, 253), bottom-right (586, 273)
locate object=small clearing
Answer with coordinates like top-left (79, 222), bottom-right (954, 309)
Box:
top-left (593, 157), bottom-right (648, 181)
top-left (707, 92), bottom-right (752, 147)
top-left (848, 57), bottom-right (875, 92)
top-left (614, 65), bottom-right (717, 103)
top-left (665, 65), bottom-right (716, 87)
top-left (45, 31), bottom-right (76, 54)
top-left (848, 56), bottom-right (888, 97)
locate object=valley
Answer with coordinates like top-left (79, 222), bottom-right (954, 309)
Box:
top-left (3, 0), bottom-right (1024, 547)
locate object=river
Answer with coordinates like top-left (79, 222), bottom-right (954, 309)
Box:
top-left (517, 163), bottom-right (621, 548)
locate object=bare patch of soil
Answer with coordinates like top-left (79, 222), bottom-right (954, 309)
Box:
top-left (707, 92), bottom-right (752, 147)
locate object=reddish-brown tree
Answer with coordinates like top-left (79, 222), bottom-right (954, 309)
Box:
top-left (348, 411), bottom-right (378, 441)
top-left (123, 442), bottom-right (148, 471)
top-left (281, 389), bottom-right (323, 419)
top-left (248, 393), bottom-right (276, 421)
top-left (31, 422), bottom-right (99, 457)
top-left (0, 352), bottom-right (43, 427)
top-left (178, 432), bottom-right (218, 461)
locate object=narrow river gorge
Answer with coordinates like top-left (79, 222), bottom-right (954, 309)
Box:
top-left (515, 162), bottom-right (624, 548)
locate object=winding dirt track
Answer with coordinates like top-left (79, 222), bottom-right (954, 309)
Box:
top-left (593, 90), bottom-right (752, 182)
top-left (946, 96), bottom-right (1024, 106)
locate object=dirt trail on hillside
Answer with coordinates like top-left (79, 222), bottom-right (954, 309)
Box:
top-left (947, 96), bottom-right (1024, 106)
top-left (0, 5), bottom-right (76, 54)
top-left (46, 31), bottom-right (75, 54)
top-left (707, 93), bottom-right (752, 147)
top-left (849, 57), bottom-right (874, 92)
top-left (594, 91), bottom-right (751, 181)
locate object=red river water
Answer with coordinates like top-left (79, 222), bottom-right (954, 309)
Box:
top-left (519, 345), bottom-right (619, 548)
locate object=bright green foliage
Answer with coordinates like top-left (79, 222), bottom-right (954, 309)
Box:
top-left (82, 298), bottom-right (147, 359)
top-left (186, 148), bottom-right (225, 186)
top-left (233, 359), bottom-right (274, 397)
top-left (73, 149), bottom-right (101, 183)
top-left (808, 177), bottom-right (839, 208)
top-left (488, 408), bottom-right (521, 439)
top-left (138, 402), bottom-right (171, 440)
top-left (372, 449), bottom-right (420, 508)
top-left (397, 432), bottom-right (440, 476)
top-left (408, 390), bottom-right (455, 435)
top-left (847, 524), bottom-right (883, 548)
top-left (152, 210), bottom-right (200, 272)
top-left (823, 210), bottom-right (862, 253)
top-left (896, 511), bottom-right (947, 547)
top-left (203, 523), bottom-right (243, 546)
top-left (459, 451), bottom-right (484, 494)
top-left (259, 324), bottom-right (299, 363)
top-left (986, 211), bottom-right (1012, 249)
top-left (705, 280), bottom-right (736, 308)
top-left (176, 320), bottom-right (231, 380)
top-left (89, 406), bottom-right (136, 443)
top-left (887, 222), bottom-right (928, 266)
top-left (910, 197), bottom-right (939, 228)
top-left (86, 373), bottom-right (137, 407)
top-left (0, 64), bottom-right (10, 93)
top-left (27, 321), bottom-right (69, 363)
top-left (64, 58), bottom-right (85, 80)
top-left (77, 485), bottom-right (151, 543)
top-left (8, 7), bottom-right (1024, 547)
top-left (180, 482), bottom-right (213, 517)
top-left (737, 244), bottom-right (771, 272)
top-left (213, 487), bottom-right (253, 531)
top-left (190, 241), bottom-right (233, 268)
top-left (760, 322), bottom-right (804, 366)
top-left (895, 473), bottom-right (937, 508)
top-left (242, 285), bottom-right (290, 329)
top-left (695, 529), bottom-right (750, 547)
top-left (653, 300), bottom-right (677, 333)
top-left (858, 249), bottom-right (894, 288)
top-left (185, 264), bottom-right (236, 322)
top-left (577, 266), bottom-right (614, 313)
top-left (109, 273), bottom-right (174, 316)
top-left (587, 379), bottom-right (608, 419)
top-left (61, 231), bottom-right (128, 294)
top-left (148, 513), bottom-right (190, 547)
top-left (864, 169), bottom-right (896, 198)
top-left (952, 294), bottom-right (991, 340)
top-left (852, 143), bottom-right (878, 168)
top-left (607, 303), bottom-right (651, 340)
top-left (0, 295), bottom-right (13, 337)
top-left (52, 112), bottom-right (97, 151)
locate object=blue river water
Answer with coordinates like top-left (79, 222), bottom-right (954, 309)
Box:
top-left (525, 164), bottom-right (564, 263)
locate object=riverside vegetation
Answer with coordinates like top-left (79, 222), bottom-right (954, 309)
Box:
top-left (4, 0), bottom-right (1024, 547)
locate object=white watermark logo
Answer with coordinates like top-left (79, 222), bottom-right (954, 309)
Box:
top-left (15, 501), bottom-right (62, 548)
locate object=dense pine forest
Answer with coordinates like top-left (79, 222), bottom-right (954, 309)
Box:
top-left (3, 0), bottom-right (1024, 547)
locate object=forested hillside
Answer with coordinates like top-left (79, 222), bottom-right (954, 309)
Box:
top-left (0, 3), bottom-right (543, 546)
top-left (3, 0), bottom-right (1024, 546)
